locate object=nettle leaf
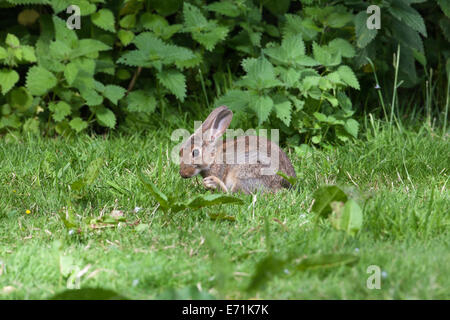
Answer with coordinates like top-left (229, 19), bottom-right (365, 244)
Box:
top-left (183, 3), bottom-right (229, 51)
top-left (69, 117), bottom-right (88, 133)
top-left (26, 66), bottom-right (57, 96)
top-left (251, 95), bottom-right (273, 124)
top-left (127, 90), bottom-right (157, 114)
top-left (344, 119), bottom-right (359, 138)
top-left (118, 33), bottom-right (195, 68)
top-left (0, 69), bottom-right (19, 95)
top-left (215, 89), bottom-right (250, 111)
top-left (117, 30), bottom-right (134, 46)
top-left (80, 88), bottom-right (103, 106)
top-left (156, 69), bottom-right (186, 101)
top-left (337, 65), bottom-right (360, 90)
top-left (49, 40), bottom-right (72, 60)
top-left (8, 87), bottom-right (32, 111)
top-left (328, 38), bottom-right (355, 58)
top-left (206, 1), bottom-right (240, 17)
top-left (21, 46), bottom-right (37, 63)
top-left (53, 16), bottom-right (78, 46)
top-left (274, 100), bottom-right (292, 126)
top-left (312, 42), bottom-right (341, 67)
top-left (6, 33), bottom-right (20, 48)
top-left (437, 0), bottom-right (450, 17)
top-left (91, 9), bottom-right (116, 33)
top-left (71, 39), bottom-right (111, 59)
top-left (141, 13), bottom-right (182, 40)
top-left (49, 101), bottom-right (71, 122)
top-left (326, 11), bottom-right (353, 28)
top-left (354, 11), bottom-right (377, 48)
top-left (0, 47), bottom-right (7, 60)
top-left (389, 0), bottom-right (427, 37)
top-left (64, 62), bottom-right (79, 85)
top-left (283, 14), bottom-right (319, 41)
top-left (103, 85), bottom-right (126, 105)
top-left (239, 57), bottom-right (281, 90)
top-left (95, 106), bottom-right (116, 128)
top-left (265, 34), bottom-right (316, 68)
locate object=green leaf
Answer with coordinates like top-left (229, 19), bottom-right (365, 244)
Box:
top-left (49, 101), bottom-right (71, 122)
top-left (64, 62), bottom-right (78, 85)
top-left (21, 45), bottom-right (37, 62)
top-left (326, 12), bottom-right (353, 28)
top-left (80, 89), bottom-right (103, 106)
top-left (26, 66), bottom-right (57, 96)
top-left (330, 199), bottom-right (363, 237)
top-left (239, 57), bottom-right (281, 90)
top-left (344, 119), bottom-right (359, 138)
top-left (186, 194), bottom-right (244, 209)
top-left (215, 89), bottom-right (250, 111)
top-left (311, 185), bottom-right (348, 218)
top-left (119, 14), bottom-right (136, 29)
top-left (207, 1), bottom-right (240, 17)
top-left (251, 95), bottom-right (273, 125)
top-left (337, 65), bottom-right (360, 90)
top-left (91, 9), bottom-right (116, 33)
top-left (276, 171), bottom-right (298, 186)
top-left (71, 39), bottom-right (111, 59)
top-left (137, 171), bottom-right (169, 209)
top-left (0, 47), bottom-right (7, 60)
top-left (8, 87), bottom-right (32, 111)
top-left (274, 100), bottom-right (292, 126)
top-left (0, 69), bottom-right (19, 95)
top-left (126, 90), bottom-right (157, 113)
top-left (295, 253), bottom-right (359, 270)
top-left (117, 30), bottom-right (134, 46)
top-left (328, 38), bottom-right (355, 58)
top-left (103, 85), bottom-right (126, 105)
top-left (247, 255), bottom-right (287, 292)
top-left (95, 106), bottom-right (116, 128)
top-left (354, 11), bottom-right (378, 48)
top-left (389, 0), bottom-right (427, 37)
top-left (5, 33), bottom-right (20, 48)
top-left (183, 3), bottom-right (229, 51)
top-left (69, 117), bottom-right (88, 133)
top-left (156, 69), bottom-right (186, 101)
top-left (437, 0), bottom-right (450, 17)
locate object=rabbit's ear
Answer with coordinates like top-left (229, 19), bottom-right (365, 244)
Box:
top-left (206, 107), bottom-right (233, 143)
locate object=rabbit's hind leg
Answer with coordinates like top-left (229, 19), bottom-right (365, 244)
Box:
top-left (203, 176), bottom-right (228, 193)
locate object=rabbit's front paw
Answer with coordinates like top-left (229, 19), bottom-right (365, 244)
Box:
top-left (203, 176), bottom-right (228, 193)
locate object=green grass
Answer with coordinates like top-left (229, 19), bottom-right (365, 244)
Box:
top-left (0, 122), bottom-right (449, 300)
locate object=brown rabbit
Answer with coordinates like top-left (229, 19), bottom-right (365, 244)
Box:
top-left (179, 106), bottom-right (296, 194)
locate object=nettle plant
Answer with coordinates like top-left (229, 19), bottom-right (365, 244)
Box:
top-left (217, 6), bottom-right (360, 145)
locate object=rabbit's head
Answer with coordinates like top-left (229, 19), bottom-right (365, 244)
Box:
top-left (179, 106), bottom-right (233, 178)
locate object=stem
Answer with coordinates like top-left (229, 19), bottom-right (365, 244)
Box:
top-left (126, 67), bottom-right (142, 95)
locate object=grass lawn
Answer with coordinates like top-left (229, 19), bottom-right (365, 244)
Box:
top-left (0, 122), bottom-right (449, 300)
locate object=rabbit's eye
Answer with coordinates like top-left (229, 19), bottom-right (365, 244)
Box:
top-left (192, 149), bottom-right (200, 157)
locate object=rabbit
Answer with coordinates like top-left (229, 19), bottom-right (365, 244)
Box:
top-left (179, 105), bottom-right (296, 194)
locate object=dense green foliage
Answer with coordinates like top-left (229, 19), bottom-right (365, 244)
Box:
top-left (0, 0), bottom-right (448, 144)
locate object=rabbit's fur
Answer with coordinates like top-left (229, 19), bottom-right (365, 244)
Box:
top-left (179, 106), bottom-right (296, 194)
